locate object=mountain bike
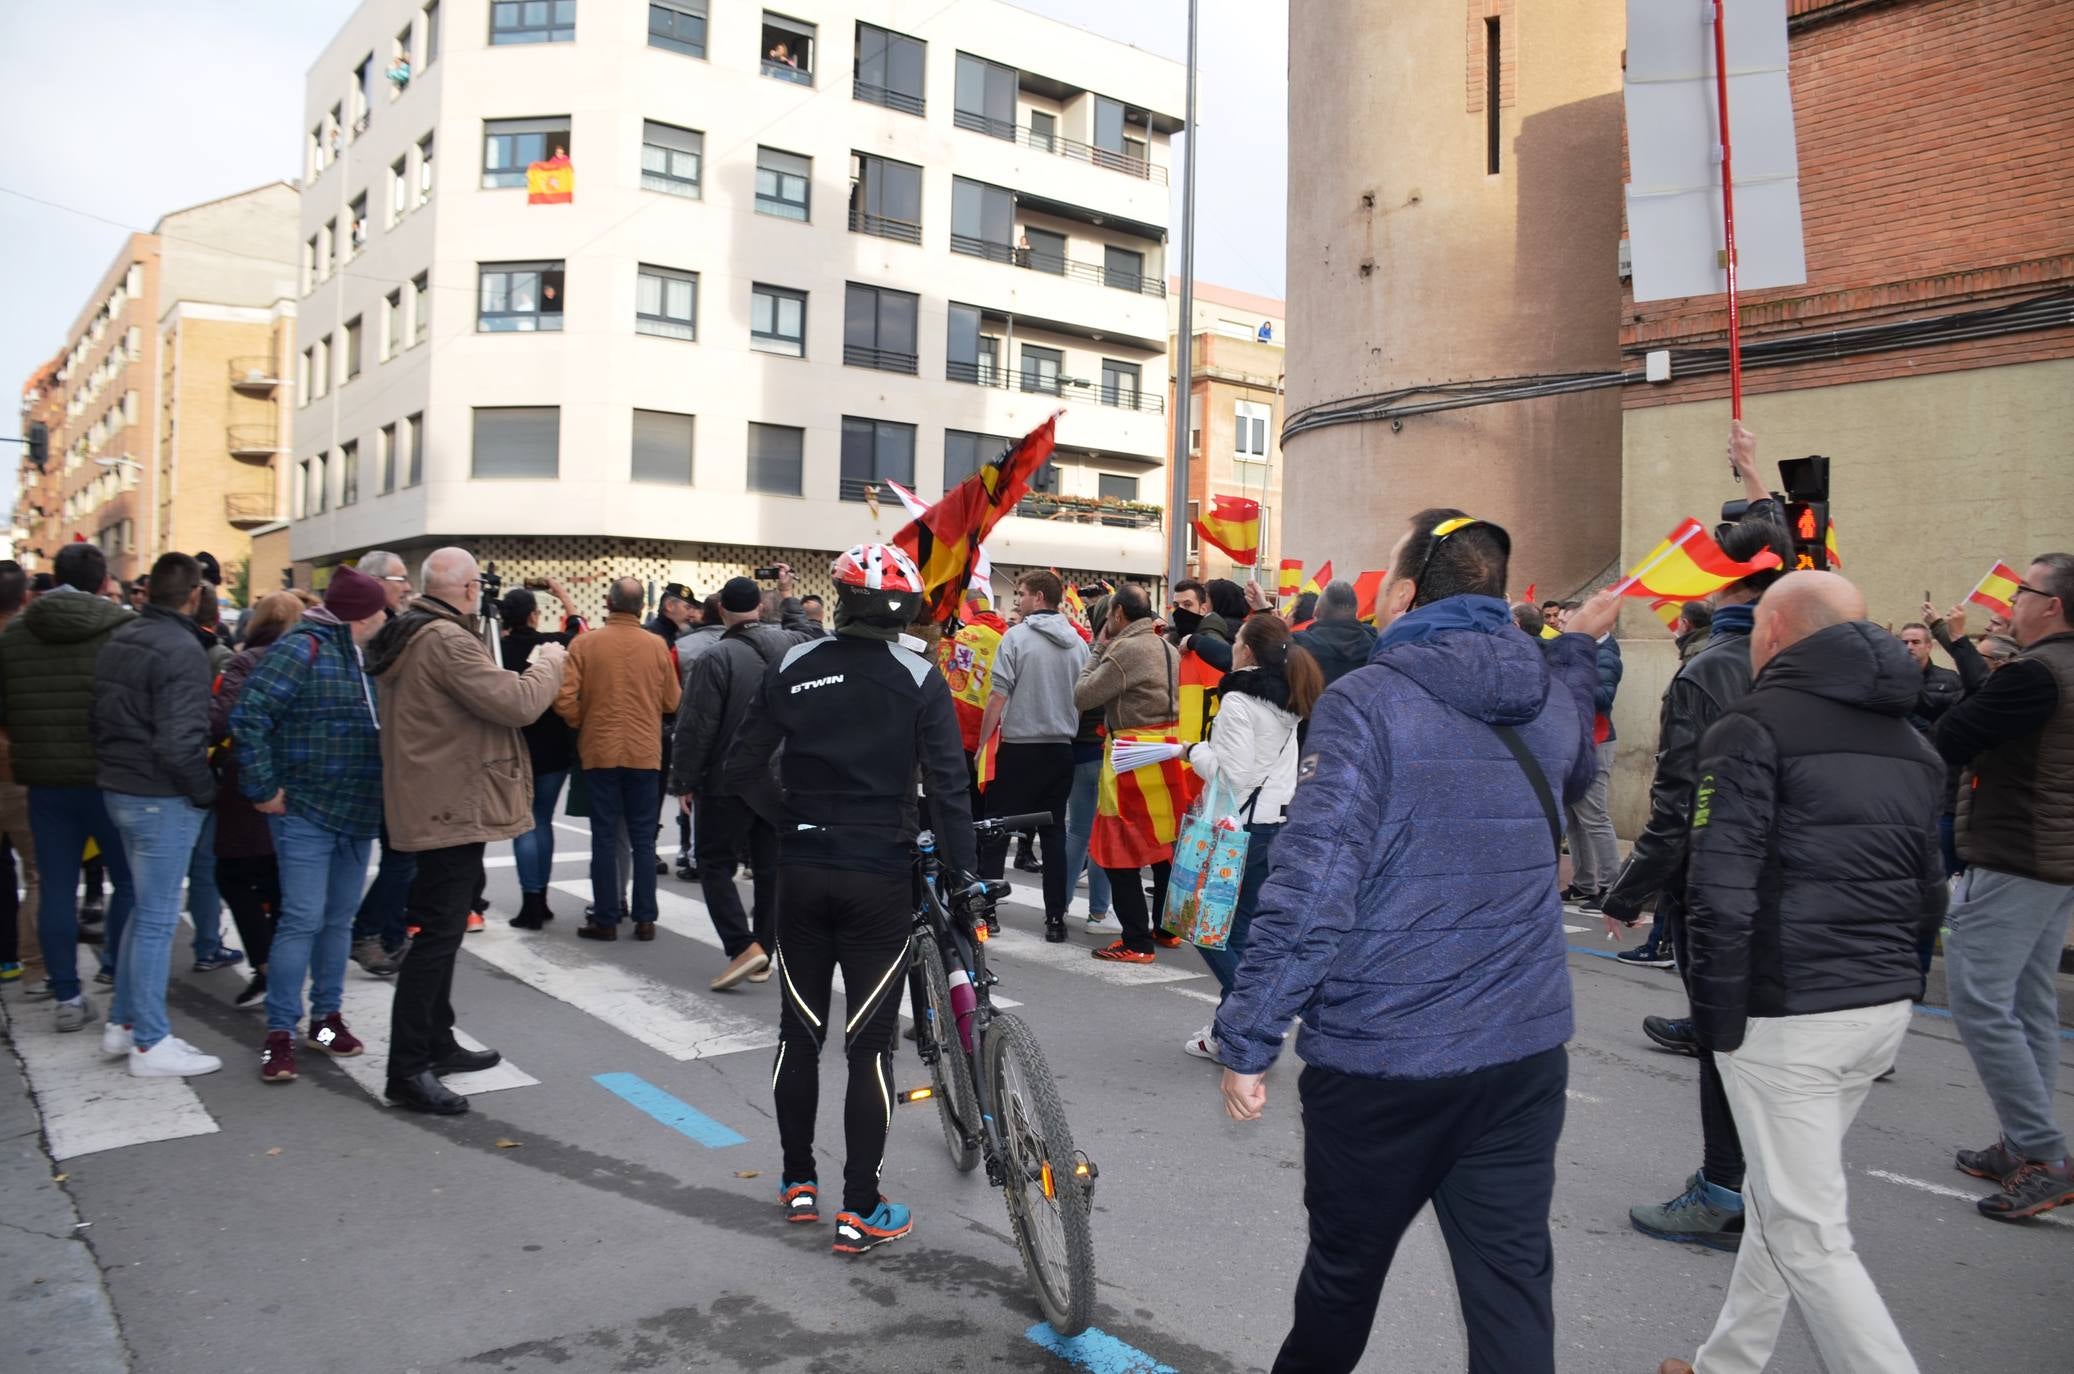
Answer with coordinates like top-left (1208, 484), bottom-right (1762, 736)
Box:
top-left (901, 814), bottom-right (1099, 1336)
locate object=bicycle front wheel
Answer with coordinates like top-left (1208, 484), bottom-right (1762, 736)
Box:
top-left (985, 1012), bottom-right (1095, 1336)
top-left (917, 935), bottom-right (981, 1173)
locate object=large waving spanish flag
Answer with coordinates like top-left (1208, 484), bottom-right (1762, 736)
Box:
top-left (1968, 561), bottom-right (2023, 618)
top-left (1614, 519), bottom-right (1781, 601)
top-left (892, 415), bottom-right (1058, 623)
top-left (1194, 494), bottom-right (1261, 566)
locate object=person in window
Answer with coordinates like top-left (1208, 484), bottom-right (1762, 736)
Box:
top-left (767, 40), bottom-right (796, 67)
top-left (387, 53), bottom-right (412, 88)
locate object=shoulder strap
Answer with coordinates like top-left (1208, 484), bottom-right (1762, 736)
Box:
top-left (1490, 723), bottom-right (1561, 858)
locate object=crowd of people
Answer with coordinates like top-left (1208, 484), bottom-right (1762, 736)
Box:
top-left (0, 416), bottom-right (2068, 1368)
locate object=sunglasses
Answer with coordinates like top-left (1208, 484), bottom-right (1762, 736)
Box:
top-left (1410, 516), bottom-right (1512, 596)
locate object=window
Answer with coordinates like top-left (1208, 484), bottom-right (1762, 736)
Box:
top-left (840, 417), bottom-right (915, 501)
top-left (313, 336), bottom-right (330, 398)
top-left (755, 147), bottom-right (810, 220)
top-left (843, 284), bottom-right (918, 373)
top-left (302, 235), bottom-right (318, 294)
top-left (379, 423), bottom-right (398, 493)
top-left (340, 440), bottom-right (360, 506)
top-left (1098, 473), bottom-right (1138, 525)
top-left (1104, 245), bottom-right (1145, 293)
top-left (1029, 110), bottom-right (1056, 153)
top-left (412, 272), bottom-right (430, 343)
top-left (945, 305), bottom-right (1001, 385)
top-left (417, 133), bottom-right (435, 203)
top-left (390, 157), bottom-right (409, 222)
top-left (472, 405), bottom-right (559, 477)
top-left (750, 284), bottom-right (806, 356)
top-left (348, 194), bottom-right (368, 254)
top-left (393, 27), bottom-right (415, 87)
top-left (307, 126), bottom-right (323, 180)
top-left (943, 429), bottom-right (1012, 488)
top-left (632, 408), bottom-right (694, 484)
top-left (641, 120), bottom-right (702, 197)
top-left (761, 12), bottom-right (815, 84)
top-left (649, 0), bottom-right (706, 57)
top-left (478, 261), bottom-right (565, 332)
top-left (1234, 399), bottom-right (1270, 458)
top-left (747, 422), bottom-right (803, 495)
top-left (1101, 360), bottom-right (1141, 409)
top-left (343, 316), bottom-right (363, 380)
top-left (1025, 227), bottom-right (1067, 275)
top-left (849, 153), bottom-right (921, 241)
top-left (1485, 17), bottom-right (1501, 175)
top-left (950, 178), bottom-right (1012, 260)
top-left (320, 220), bottom-right (336, 277)
top-left (855, 22), bottom-right (925, 115)
top-left (1019, 344), bottom-right (1062, 396)
top-left (353, 55), bottom-right (375, 131)
top-left (954, 53), bottom-right (1017, 139)
top-left (1092, 95), bottom-right (1131, 170)
top-left (491, 0), bottom-right (574, 44)
top-left (405, 412), bottom-right (424, 485)
top-left (484, 117), bottom-right (569, 188)
top-left (636, 264), bottom-right (698, 340)
top-left (298, 347), bottom-right (313, 405)
top-left (307, 453), bottom-right (328, 515)
top-left (384, 290), bottom-right (405, 359)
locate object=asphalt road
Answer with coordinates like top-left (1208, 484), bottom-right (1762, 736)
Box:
top-left (4, 835), bottom-right (2070, 1374)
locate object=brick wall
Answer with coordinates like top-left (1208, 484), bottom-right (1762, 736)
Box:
top-left (1621, 0), bottom-right (2074, 407)
top-left (1463, 0), bottom-right (1517, 113)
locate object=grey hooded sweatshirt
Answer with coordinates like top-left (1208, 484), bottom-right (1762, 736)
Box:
top-left (991, 611), bottom-right (1092, 744)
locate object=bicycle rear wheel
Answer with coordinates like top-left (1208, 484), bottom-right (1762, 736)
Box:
top-left (916, 936), bottom-right (981, 1173)
top-left (984, 1012), bottom-right (1095, 1336)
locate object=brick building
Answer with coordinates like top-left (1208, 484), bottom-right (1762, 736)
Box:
top-left (1173, 280), bottom-right (1286, 582)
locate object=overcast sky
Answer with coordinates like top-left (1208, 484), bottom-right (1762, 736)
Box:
top-left (0, 0), bottom-right (1287, 499)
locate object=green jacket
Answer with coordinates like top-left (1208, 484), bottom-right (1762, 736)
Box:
top-left (0, 590), bottom-right (134, 787)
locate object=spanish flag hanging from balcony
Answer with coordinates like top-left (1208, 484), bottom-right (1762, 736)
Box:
top-left (1967, 560), bottom-right (2024, 618)
top-left (525, 153), bottom-right (575, 204)
top-left (892, 414), bottom-right (1059, 623)
top-left (1300, 560), bottom-right (1334, 598)
top-left (1613, 519), bottom-right (1781, 601)
top-left (1277, 559), bottom-right (1304, 600)
top-left (1193, 494), bottom-right (1261, 566)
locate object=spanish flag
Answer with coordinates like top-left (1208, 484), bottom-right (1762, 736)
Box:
top-left (1648, 597), bottom-right (1684, 629)
top-left (1193, 495), bottom-right (1261, 566)
top-left (1824, 520), bottom-right (1842, 571)
top-left (974, 723), bottom-right (1002, 793)
top-left (1300, 560), bottom-right (1334, 598)
top-left (526, 154), bottom-right (574, 204)
top-left (1177, 650), bottom-right (1223, 743)
top-left (1968, 561), bottom-right (2024, 618)
top-left (1614, 519), bottom-right (1781, 601)
top-left (1352, 570), bottom-right (1387, 623)
top-left (1276, 560), bottom-right (1304, 600)
top-left (1091, 730), bottom-right (1196, 870)
top-left (1060, 578), bottom-right (1085, 620)
top-left (892, 415), bottom-right (1059, 623)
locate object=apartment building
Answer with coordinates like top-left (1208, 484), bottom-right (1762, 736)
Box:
top-left (13, 183), bottom-right (300, 586)
top-left (1173, 280), bottom-right (1285, 582)
top-left (292, 0), bottom-right (1184, 608)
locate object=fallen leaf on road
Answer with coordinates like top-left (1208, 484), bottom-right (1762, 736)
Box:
top-left (734, 1170), bottom-right (762, 1179)
top-left (265, 1148), bottom-right (283, 1157)
top-left (496, 1139), bottom-right (522, 1149)
top-left (52, 1174), bottom-right (68, 1182)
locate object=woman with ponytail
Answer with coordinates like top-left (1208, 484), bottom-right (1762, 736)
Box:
top-left (1176, 613), bottom-right (1323, 1062)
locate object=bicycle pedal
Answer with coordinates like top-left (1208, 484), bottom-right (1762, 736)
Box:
top-left (896, 1085), bottom-right (936, 1105)
top-left (1072, 1152), bottom-right (1099, 1183)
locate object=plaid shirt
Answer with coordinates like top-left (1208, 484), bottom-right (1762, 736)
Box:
top-left (229, 618), bottom-right (384, 838)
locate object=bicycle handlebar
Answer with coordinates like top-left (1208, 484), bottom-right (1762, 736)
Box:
top-left (974, 812), bottom-right (1054, 835)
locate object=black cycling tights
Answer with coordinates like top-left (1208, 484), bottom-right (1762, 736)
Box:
top-left (771, 864), bottom-right (913, 1217)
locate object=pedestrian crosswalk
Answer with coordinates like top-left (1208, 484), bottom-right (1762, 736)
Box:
top-left (0, 997), bottom-right (220, 1161)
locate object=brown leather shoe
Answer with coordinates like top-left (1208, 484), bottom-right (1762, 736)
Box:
top-left (577, 923), bottom-right (618, 942)
top-left (634, 922), bottom-right (656, 941)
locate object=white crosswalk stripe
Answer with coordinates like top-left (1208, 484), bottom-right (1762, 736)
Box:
top-left (0, 997), bottom-right (219, 1161)
top-left (330, 976), bottom-right (538, 1101)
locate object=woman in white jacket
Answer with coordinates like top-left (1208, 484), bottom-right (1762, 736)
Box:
top-left (1176, 613), bottom-right (1324, 1061)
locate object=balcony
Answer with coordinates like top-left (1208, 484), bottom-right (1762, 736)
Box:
top-left (1012, 492), bottom-right (1162, 528)
top-left (848, 207), bottom-right (922, 245)
top-left (228, 357), bottom-right (280, 391)
top-left (951, 113), bottom-right (1167, 185)
top-left (843, 344), bottom-right (918, 375)
top-left (226, 424), bottom-right (280, 459)
top-left (945, 363), bottom-right (1165, 415)
top-left (853, 80), bottom-right (923, 117)
top-left (949, 236), bottom-right (1166, 297)
top-left (225, 492), bottom-right (277, 528)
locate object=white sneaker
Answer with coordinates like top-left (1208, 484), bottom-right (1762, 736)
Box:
top-left (128, 1036), bottom-right (224, 1078)
top-left (100, 1021), bottom-right (134, 1058)
top-left (1182, 1026), bottom-right (1222, 1062)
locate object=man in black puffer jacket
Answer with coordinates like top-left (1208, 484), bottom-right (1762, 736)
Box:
top-left (1661, 571), bottom-right (1942, 1374)
top-left (1294, 580), bottom-right (1377, 686)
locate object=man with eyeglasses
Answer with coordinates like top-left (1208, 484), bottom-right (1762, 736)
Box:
top-left (348, 550), bottom-right (418, 973)
top-left (1934, 552), bottom-right (2074, 1221)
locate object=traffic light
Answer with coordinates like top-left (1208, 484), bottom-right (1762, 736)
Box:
top-left (27, 422), bottom-right (48, 469)
top-left (1783, 500), bottom-right (1830, 571)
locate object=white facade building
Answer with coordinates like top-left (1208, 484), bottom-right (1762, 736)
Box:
top-left (291, 0), bottom-right (1183, 604)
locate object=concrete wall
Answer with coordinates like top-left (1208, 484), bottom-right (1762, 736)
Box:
top-left (158, 184), bottom-right (301, 312)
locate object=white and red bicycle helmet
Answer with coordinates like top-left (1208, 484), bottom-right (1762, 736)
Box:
top-left (830, 542), bottom-right (925, 627)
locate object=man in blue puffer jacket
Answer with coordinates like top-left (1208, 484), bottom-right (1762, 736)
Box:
top-left (1214, 508), bottom-right (1613, 1374)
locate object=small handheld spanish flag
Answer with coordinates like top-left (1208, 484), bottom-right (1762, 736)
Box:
top-left (1193, 494), bottom-right (1261, 566)
top-left (1299, 560), bottom-right (1334, 599)
top-left (1967, 561), bottom-right (2024, 618)
top-left (1614, 519), bottom-right (1781, 601)
top-left (1276, 560), bottom-right (1304, 601)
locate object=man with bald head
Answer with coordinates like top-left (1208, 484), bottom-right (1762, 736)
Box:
top-left (365, 546), bottom-right (567, 1113)
top-left (1659, 571), bottom-right (1945, 1374)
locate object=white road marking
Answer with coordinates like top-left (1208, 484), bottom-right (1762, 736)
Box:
top-left (0, 998), bottom-right (219, 1161)
top-left (1860, 1167), bottom-right (2073, 1227)
top-left (1565, 1090), bottom-right (1602, 1105)
top-left (1166, 987), bottom-right (1224, 1006)
top-left (329, 977), bottom-right (539, 1100)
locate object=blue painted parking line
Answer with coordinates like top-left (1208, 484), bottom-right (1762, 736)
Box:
top-left (593, 1072), bottom-right (747, 1148)
top-left (1024, 1323), bottom-right (1177, 1373)
top-left (1567, 944), bottom-right (1625, 962)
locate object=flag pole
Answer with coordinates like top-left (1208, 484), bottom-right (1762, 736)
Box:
top-left (1166, 0), bottom-right (1199, 590)
top-left (1712, 0), bottom-right (1744, 467)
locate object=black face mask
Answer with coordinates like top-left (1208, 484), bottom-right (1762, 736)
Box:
top-left (1170, 608), bottom-right (1203, 637)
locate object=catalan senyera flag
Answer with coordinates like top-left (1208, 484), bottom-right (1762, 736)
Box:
top-left (892, 415), bottom-right (1059, 623)
top-left (1091, 730), bottom-right (1197, 869)
top-left (1177, 650), bottom-right (1224, 744)
top-left (1824, 520), bottom-right (1842, 571)
top-left (1967, 561), bottom-right (2024, 618)
top-left (1194, 494), bottom-right (1262, 566)
top-left (525, 154), bottom-right (574, 204)
top-left (1352, 570), bottom-right (1387, 623)
top-left (1300, 560), bottom-right (1334, 599)
top-left (1614, 519), bottom-right (1782, 601)
top-left (1277, 560), bottom-right (1304, 600)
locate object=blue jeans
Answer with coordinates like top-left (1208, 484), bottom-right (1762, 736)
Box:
top-left (187, 807), bottom-right (225, 959)
top-left (585, 767), bottom-right (661, 924)
top-left (103, 793), bottom-right (207, 1052)
top-left (1194, 822), bottom-right (1280, 999)
top-left (267, 814), bottom-right (373, 1033)
top-left (352, 825), bottom-right (417, 952)
top-left (1063, 756), bottom-right (1112, 917)
top-left (513, 769), bottom-right (568, 893)
top-left (28, 786), bottom-right (134, 1003)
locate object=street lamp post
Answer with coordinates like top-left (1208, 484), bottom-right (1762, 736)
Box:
top-left (1165, 0), bottom-right (1200, 589)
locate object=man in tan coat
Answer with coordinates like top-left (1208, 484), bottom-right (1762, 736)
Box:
top-left (365, 547), bottom-right (565, 1115)
top-left (555, 577), bottom-right (681, 942)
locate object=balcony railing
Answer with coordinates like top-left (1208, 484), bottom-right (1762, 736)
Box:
top-left (838, 475), bottom-right (910, 504)
top-left (1012, 492), bottom-right (1163, 528)
top-left (225, 492), bottom-right (276, 527)
top-left (848, 207), bottom-right (922, 244)
top-left (226, 424), bottom-right (280, 458)
top-left (762, 59), bottom-right (812, 85)
top-left (843, 344), bottom-right (918, 375)
top-left (853, 80), bottom-right (924, 117)
top-left (949, 235), bottom-right (1165, 297)
top-left (945, 359), bottom-right (1007, 386)
top-left (945, 362), bottom-right (1165, 415)
top-left (228, 357), bottom-right (280, 390)
top-left (951, 110), bottom-right (1168, 184)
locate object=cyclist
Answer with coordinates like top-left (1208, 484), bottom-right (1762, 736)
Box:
top-left (723, 542), bottom-right (979, 1254)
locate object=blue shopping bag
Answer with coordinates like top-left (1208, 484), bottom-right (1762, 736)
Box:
top-left (1164, 774), bottom-right (1254, 951)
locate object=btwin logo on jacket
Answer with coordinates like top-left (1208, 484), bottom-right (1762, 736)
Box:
top-left (790, 674), bottom-right (846, 695)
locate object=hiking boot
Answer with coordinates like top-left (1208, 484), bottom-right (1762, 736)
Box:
top-left (1630, 1171), bottom-right (1743, 1251)
top-left (129, 1037), bottom-right (222, 1079)
top-left (54, 996), bottom-right (94, 1033)
top-left (192, 946), bottom-right (245, 973)
top-left (712, 943), bottom-right (770, 991)
top-left (1092, 941), bottom-right (1154, 964)
top-left (781, 1179), bottom-right (820, 1225)
top-left (1956, 1136), bottom-right (2024, 1183)
top-left (305, 1013), bottom-right (364, 1057)
top-left (352, 938), bottom-right (401, 976)
top-left (261, 1031), bottom-right (298, 1082)
top-left (1977, 1157), bottom-right (2074, 1221)
top-left (1643, 1015), bottom-right (1701, 1057)
top-left (832, 1198), bottom-right (912, 1254)
top-left (100, 1020), bottom-right (134, 1059)
top-left (1617, 944), bottom-right (1676, 969)
top-left (235, 970), bottom-right (268, 1007)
